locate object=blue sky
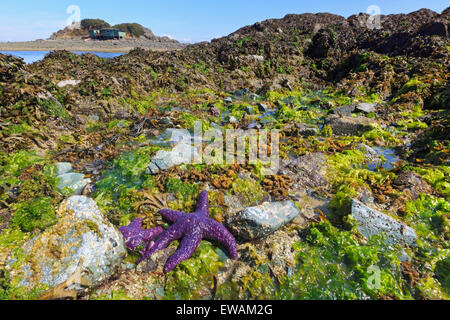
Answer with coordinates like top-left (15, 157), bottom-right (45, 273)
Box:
top-left (0, 0), bottom-right (448, 43)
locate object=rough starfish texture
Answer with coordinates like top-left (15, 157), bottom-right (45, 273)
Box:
top-left (138, 191), bottom-right (239, 273)
top-left (119, 218), bottom-right (164, 251)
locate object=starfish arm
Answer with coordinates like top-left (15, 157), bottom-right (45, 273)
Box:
top-left (164, 233), bottom-right (203, 273)
top-left (138, 223), bottom-right (184, 264)
top-left (195, 190), bottom-right (210, 217)
top-left (203, 219), bottom-right (238, 260)
top-left (142, 226), bottom-right (164, 243)
top-left (159, 209), bottom-right (185, 223)
top-left (130, 218), bottom-right (144, 228)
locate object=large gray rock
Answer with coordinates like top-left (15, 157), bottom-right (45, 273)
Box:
top-left (325, 115), bottom-right (375, 135)
top-left (351, 199), bottom-right (417, 246)
top-left (227, 201), bottom-right (301, 241)
top-left (5, 196), bottom-right (126, 293)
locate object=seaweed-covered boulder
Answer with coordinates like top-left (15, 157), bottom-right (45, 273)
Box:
top-left (351, 199), bottom-right (417, 246)
top-left (227, 201), bottom-right (301, 241)
top-left (5, 196), bottom-right (126, 294)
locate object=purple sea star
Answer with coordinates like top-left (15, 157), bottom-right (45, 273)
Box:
top-left (119, 218), bottom-right (164, 251)
top-left (137, 191), bottom-right (238, 273)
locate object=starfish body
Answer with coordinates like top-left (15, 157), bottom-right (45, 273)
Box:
top-left (119, 218), bottom-right (164, 251)
top-left (138, 191), bottom-right (238, 273)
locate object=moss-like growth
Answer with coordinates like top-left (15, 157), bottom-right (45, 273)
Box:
top-left (413, 166), bottom-right (449, 198)
top-left (93, 146), bottom-right (162, 226)
top-left (11, 197), bottom-right (56, 232)
top-left (0, 271), bottom-right (46, 300)
top-left (435, 258), bottom-right (450, 296)
top-left (165, 178), bottom-right (198, 202)
top-left (164, 242), bottom-right (223, 300)
top-left (278, 222), bottom-right (411, 300)
top-left (231, 178), bottom-right (265, 207)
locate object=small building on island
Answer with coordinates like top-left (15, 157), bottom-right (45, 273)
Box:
top-left (89, 29), bottom-right (126, 40)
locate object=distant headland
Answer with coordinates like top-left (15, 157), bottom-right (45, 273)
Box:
top-left (0, 18), bottom-right (186, 52)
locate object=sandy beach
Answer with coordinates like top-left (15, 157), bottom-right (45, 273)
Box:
top-left (0, 39), bottom-right (187, 53)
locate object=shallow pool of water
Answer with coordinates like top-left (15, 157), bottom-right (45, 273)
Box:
top-left (368, 147), bottom-right (401, 171)
top-left (0, 50), bottom-right (125, 64)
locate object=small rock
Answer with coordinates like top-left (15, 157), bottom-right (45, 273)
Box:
top-left (351, 199), bottom-right (417, 246)
top-left (57, 79), bottom-right (81, 88)
top-left (249, 93), bottom-right (260, 101)
top-left (57, 173), bottom-right (91, 196)
top-left (244, 106), bottom-right (255, 115)
top-left (356, 103), bottom-right (377, 114)
top-left (357, 143), bottom-right (379, 162)
top-left (224, 97), bottom-right (233, 104)
top-left (227, 116), bottom-right (238, 124)
top-left (393, 171), bottom-right (433, 199)
top-left (280, 153), bottom-right (329, 190)
top-left (247, 55), bottom-right (265, 62)
top-left (227, 201), bottom-right (301, 241)
top-left (258, 103), bottom-right (269, 113)
top-left (298, 125), bottom-right (319, 137)
top-left (87, 115), bottom-right (100, 122)
top-left (5, 196), bottom-right (126, 295)
top-left (210, 107), bottom-right (221, 117)
top-left (333, 105), bottom-right (356, 116)
top-left (159, 117), bottom-right (173, 126)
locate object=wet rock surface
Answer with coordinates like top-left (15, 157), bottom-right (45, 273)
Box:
top-left (352, 199), bottom-right (417, 246)
top-left (227, 201), bottom-right (301, 241)
top-left (5, 196), bottom-right (126, 294)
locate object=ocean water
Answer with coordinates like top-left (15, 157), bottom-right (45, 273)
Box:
top-left (0, 50), bottom-right (125, 64)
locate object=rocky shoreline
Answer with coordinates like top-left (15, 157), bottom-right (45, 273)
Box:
top-left (0, 39), bottom-right (187, 53)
